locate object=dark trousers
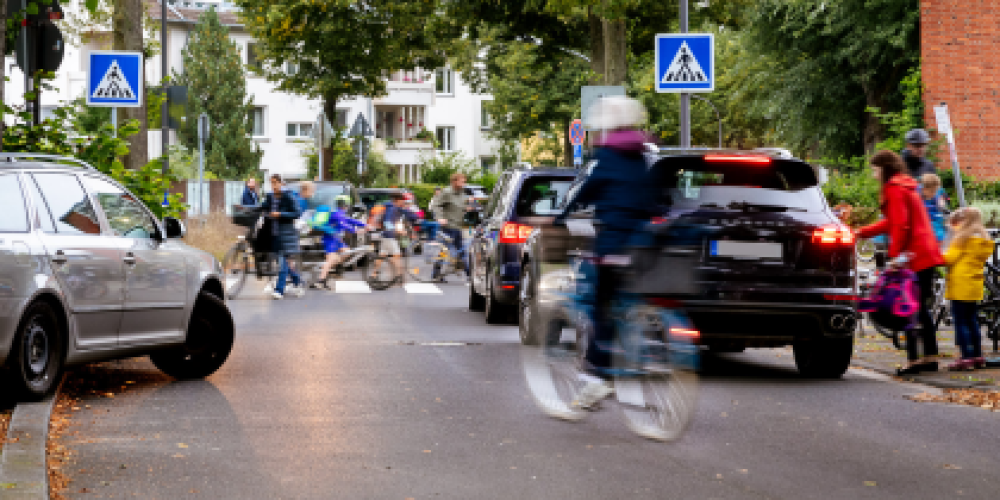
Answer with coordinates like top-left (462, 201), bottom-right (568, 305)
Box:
top-left (584, 262), bottom-right (619, 375)
top-left (908, 267), bottom-right (940, 361)
top-left (951, 300), bottom-right (982, 359)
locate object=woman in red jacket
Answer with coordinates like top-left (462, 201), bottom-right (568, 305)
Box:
top-left (857, 150), bottom-right (945, 374)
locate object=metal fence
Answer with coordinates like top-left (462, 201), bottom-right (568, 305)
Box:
top-left (171, 180), bottom-right (247, 217)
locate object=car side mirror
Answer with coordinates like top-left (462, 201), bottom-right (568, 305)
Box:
top-left (163, 217), bottom-right (186, 239)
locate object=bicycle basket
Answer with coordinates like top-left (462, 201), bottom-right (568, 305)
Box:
top-left (232, 205), bottom-right (262, 228)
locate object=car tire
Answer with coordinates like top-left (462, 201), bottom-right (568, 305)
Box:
top-left (150, 292), bottom-right (234, 380)
top-left (793, 336), bottom-right (853, 379)
top-left (469, 275), bottom-right (486, 312)
top-left (4, 301), bottom-right (65, 401)
top-left (485, 274), bottom-right (512, 325)
top-left (518, 266), bottom-right (542, 345)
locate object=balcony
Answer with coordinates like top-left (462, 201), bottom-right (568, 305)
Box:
top-left (373, 138), bottom-right (435, 165)
top-left (375, 69), bottom-right (435, 107)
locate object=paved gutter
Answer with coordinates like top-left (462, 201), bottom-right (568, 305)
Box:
top-left (0, 381), bottom-right (63, 500)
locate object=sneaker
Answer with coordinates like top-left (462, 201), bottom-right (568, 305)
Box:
top-left (287, 285), bottom-right (305, 298)
top-left (309, 281), bottom-right (330, 290)
top-left (573, 380), bottom-right (614, 410)
top-left (948, 359), bottom-right (975, 371)
top-left (263, 282), bottom-right (275, 294)
top-left (271, 292), bottom-right (284, 300)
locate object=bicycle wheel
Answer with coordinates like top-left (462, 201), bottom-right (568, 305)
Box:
top-left (221, 241), bottom-right (250, 299)
top-left (363, 253), bottom-right (398, 291)
top-left (521, 308), bottom-right (590, 422)
top-left (407, 240), bottom-right (447, 282)
top-left (615, 305), bottom-right (699, 442)
top-left (856, 239), bottom-right (876, 263)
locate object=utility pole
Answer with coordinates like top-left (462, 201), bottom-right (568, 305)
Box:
top-left (679, 0), bottom-right (690, 148)
top-left (161, 0), bottom-right (169, 175)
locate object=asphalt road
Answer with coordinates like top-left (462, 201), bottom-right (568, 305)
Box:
top-left (60, 275), bottom-right (1000, 499)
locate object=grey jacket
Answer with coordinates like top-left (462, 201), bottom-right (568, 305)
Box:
top-left (430, 186), bottom-right (469, 229)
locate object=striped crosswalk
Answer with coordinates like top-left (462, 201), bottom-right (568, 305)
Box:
top-left (229, 278), bottom-right (456, 297)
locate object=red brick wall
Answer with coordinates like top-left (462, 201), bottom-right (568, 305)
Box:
top-left (921, 0), bottom-right (1000, 179)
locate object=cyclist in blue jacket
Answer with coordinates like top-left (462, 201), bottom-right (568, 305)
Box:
top-left (310, 197), bottom-right (367, 289)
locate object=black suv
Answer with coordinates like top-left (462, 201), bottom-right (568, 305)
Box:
top-left (468, 167), bottom-right (576, 323)
top-left (519, 150), bottom-right (858, 377)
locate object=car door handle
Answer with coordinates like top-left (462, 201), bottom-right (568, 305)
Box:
top-left (51, 250), bottom-right (67, 265)
top-left (123, 252), bottom-right (137, 266)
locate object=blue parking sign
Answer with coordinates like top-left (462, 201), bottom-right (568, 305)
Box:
top-left (87, 51), bottom-right (144, 107)
top-left (655, 34), bottom-right (714, 93)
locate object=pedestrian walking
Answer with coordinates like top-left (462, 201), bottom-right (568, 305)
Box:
top-left (369, 193), bottom-right (418, 284)
top-left (943, 207), bottom-right (994, 371)
top-left (430, 174), bottom-right (471, 279)
top-left (902, 129), bottom-right (936, 179)
top-left (262, 174), bottom-right (305, 299)
top-left (857, 150), bottom-right (945, 374)
top-left (241, 178), bottom-right (260, 206)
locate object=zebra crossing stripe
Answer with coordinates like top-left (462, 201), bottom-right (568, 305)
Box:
top-left (335, 281), bottom-right (372, 293)
top-left (403, 283), bottom-right (443, 294)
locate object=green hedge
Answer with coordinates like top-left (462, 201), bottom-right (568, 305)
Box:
top-left (403, 183), bottom-right (439, 211)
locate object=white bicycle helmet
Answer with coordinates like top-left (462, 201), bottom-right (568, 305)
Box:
top-left (585, 96), bottom-right (646, 131)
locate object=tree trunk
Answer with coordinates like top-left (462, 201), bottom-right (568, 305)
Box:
top-left (601, 17), bottom-right (627, 86)
top-left (862, 84), bottom-right (886, 154)
top-left (113, 0), bottom-right (148, 170)
top-left (562, 118), bottom-right (573, 167)
top-left (588, 9), bottom-right (605, 85)
top-left (322, 96), bottom-right (342, 180)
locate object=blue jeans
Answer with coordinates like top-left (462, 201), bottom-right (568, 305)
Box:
top-left (422, 220), bottom-right (439, 241)
top-left (441, 227), bottom-right (468, 275)
top-left (275, 252), bottom-right (301, 294)
top-left (951, 300), bottom-right (982, 359)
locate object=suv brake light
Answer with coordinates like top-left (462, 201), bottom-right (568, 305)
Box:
top-left (703, 154), bottom-right (771, 164)
top-left (812, 225), bottom-right (854, 245)
top-left (499, 222), bottom-right (534, 244)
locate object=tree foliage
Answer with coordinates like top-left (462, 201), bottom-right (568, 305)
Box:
top-left (736, 0), bottom-right (920, 157)
top-left (231, 0), bottom-right (445, 117)
top-left (172, 7), bottom-right (262, 180)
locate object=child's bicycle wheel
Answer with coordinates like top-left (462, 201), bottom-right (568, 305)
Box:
top-left (220, 240), bottom-right (251, 300)
top-left (407, 240), bottom-right (448, 282)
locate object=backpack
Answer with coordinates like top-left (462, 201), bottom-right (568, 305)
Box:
top-left (859, 268), bottom-right (919, 332)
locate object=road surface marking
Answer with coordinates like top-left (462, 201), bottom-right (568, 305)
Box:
top-left (335, 281), bottom-right (372, 293)
top-left (403, 283), bottom-right (443, 294)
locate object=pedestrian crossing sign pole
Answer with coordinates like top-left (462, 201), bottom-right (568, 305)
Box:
top-left (87, 51), bottom-right (144, 106)
top-left (655, 34), bottom-right (714, 93)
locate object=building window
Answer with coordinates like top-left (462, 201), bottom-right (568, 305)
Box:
top-left (286, 62), bottom-right (298, 75)
top-left (286, 123), bottom-right (313, 138)
top-left (435, 68), bottom-right (453, 95)
top-left (247, 43), bottom-right (263, 72)
top-left (251, 107), bottom-right (265, 136)
top-left (480, 156), bottom-right (495, 174)
top-left (436, 126), bottom-right (455, 151)
top-left (481, 105), bottom-right (491, 130)
top-left (335, 109), bottom-right (348, 129)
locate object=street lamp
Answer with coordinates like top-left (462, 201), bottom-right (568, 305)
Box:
top-left (690, 95), bottom-right (722, 149)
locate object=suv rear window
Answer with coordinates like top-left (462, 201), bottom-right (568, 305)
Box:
top-left (295, 184), bottom-right (350, 210)
top-left (659, 159), bottom-right (824, 212)
top-left (0, 174), bottom-right (29, 232)
top-left (361, 191), bottom-right (405, 208)
top-left (515, 177), bottom-right (573, 216)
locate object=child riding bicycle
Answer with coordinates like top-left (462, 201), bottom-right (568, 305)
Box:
top-left (309, 195), bottom-right (367, 290)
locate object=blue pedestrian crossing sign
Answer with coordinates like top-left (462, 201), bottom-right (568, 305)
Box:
top-left (655, 34), bottom-right (714, 93)
top-left (87, 51), bottom-right (143, 107)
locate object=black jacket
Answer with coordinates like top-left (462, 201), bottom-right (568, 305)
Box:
top-left (901, 149), bottom-right (936, 179)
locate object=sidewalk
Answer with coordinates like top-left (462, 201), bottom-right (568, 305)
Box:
top-left (852, 319), bottom-right (1000, 389)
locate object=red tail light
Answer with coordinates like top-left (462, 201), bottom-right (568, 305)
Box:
top-left (669, 327), bottom-right (700, 340)
top-left (824, 294), bottom-right (858, 302)
top-left (812, 225), bottom-right (854, 245)
top-left (499, 222), bottom-right (534, 244)
top-left (703, 154), bottom-right (771, 164)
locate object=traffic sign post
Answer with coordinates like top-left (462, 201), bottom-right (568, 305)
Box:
top-left (934, 103), bottom-right (966, 207)
top-left (569, 119), bottom-right (585, 166)
top-left (197, 113), bottom-right (210, 214)
top-left (573, 145), bottom-right (583, 166)
top-left (349, 113), bottom-right (374, 177)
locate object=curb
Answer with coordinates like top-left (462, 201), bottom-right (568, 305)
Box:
top-left (0, 377), bottom-right (64, 500)
top-left (852, 358), bottom-right (1000, 391)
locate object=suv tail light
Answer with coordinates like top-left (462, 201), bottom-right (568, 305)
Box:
top-left (703, 154), bottom-right (771, 164)
top-left (812, 225), bottom-right (854, 245)
top-left (499, 222), bottom-right (534, 244)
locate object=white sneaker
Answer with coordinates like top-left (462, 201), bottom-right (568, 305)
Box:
top-left (287, 285), bottom-right (305, 298)
top-left (263, 282), bottom-right (275, 294)
top-left (271, 292), bottom-right (283, 300)
top-left (573, 380), bottom-right (614, 410)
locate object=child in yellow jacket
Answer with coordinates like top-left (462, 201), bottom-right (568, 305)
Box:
top-left (943, 207), bottom-right (995, 371)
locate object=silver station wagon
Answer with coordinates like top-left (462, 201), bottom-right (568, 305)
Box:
top-left (0, 154), bottom-right (234, 401)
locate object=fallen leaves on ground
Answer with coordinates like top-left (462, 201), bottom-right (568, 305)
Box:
top-left (906, 389), bottom-right (1000, 410)
top-left (0, 409), bottom-right (10, 454)
top-left (49, 391), bottom-right (79, 500)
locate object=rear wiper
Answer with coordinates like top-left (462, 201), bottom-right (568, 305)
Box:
top-left (697, 202), bottom-right (725, 209)
top-left (728, 201), bottom-right (806, 212)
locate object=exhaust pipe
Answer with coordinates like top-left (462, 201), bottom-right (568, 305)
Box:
top-left (828, 314), bottom-right (857, 332)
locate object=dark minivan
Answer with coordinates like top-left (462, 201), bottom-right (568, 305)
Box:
top-left (468, 167), bottom-right (576, 323)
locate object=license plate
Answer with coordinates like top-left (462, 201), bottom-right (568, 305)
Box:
top-left (710, 241), bottom-right (782, 260)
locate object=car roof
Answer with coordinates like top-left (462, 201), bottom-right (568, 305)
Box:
top-left (359, 187), bottom-right (409, 193)
top-left (515, 168), bottom-right (577, 178)
top-left (0, 153), bottom-right (99, 172)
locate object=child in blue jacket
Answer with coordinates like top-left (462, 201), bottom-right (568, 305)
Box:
top-left (309, 197), bottom-right (366, 289)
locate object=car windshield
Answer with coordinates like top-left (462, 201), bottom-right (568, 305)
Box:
top-left (294, 184), bottom-right (350, 210)
top-left (515, 177), bottom-right (574, 216)
top-left (360, 191), bottom-right (401, 208)
top-left (660, 160), bottom-right (825, 212)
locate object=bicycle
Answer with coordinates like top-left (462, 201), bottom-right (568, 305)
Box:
top-left (221, 207), bottom-right (311, 299)
top-left (521, 254), bottom-right (700, 442)
top-left (406, 231), bottom-right (467, 283)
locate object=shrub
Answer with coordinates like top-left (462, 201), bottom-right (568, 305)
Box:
top-left (821, 167), bottom-right (880, 226)
top-left (403, 183), bottom-right (438, 210)
top-left (182, 211), bottom-right (245, 261)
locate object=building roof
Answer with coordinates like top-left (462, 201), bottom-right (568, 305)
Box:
top-left (144, 0), bottom-right (244, 26)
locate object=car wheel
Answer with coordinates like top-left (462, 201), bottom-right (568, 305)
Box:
top-left (469, 274), bottom-right (486, 311)
top-left (519, 266), bottom-right (542, 345)
top-left (485, 274), bottom-right (511, 325)
top-left (4, 301), bottom-right (65, 401)
top-left (793, 336), bottom-right (853, 378)
top-left (151, 292), bottom-right (234, 380)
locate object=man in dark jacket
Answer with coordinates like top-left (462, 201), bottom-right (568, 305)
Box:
top-left (262, 174), bottom-right (304, 299)
top-left (902, 129), bottom-right (936, 179)
top-left (241, 178), bottom-right (260, 206)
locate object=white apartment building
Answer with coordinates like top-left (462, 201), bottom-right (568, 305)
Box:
top-left (3, 0), bottom-right (502, 182)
